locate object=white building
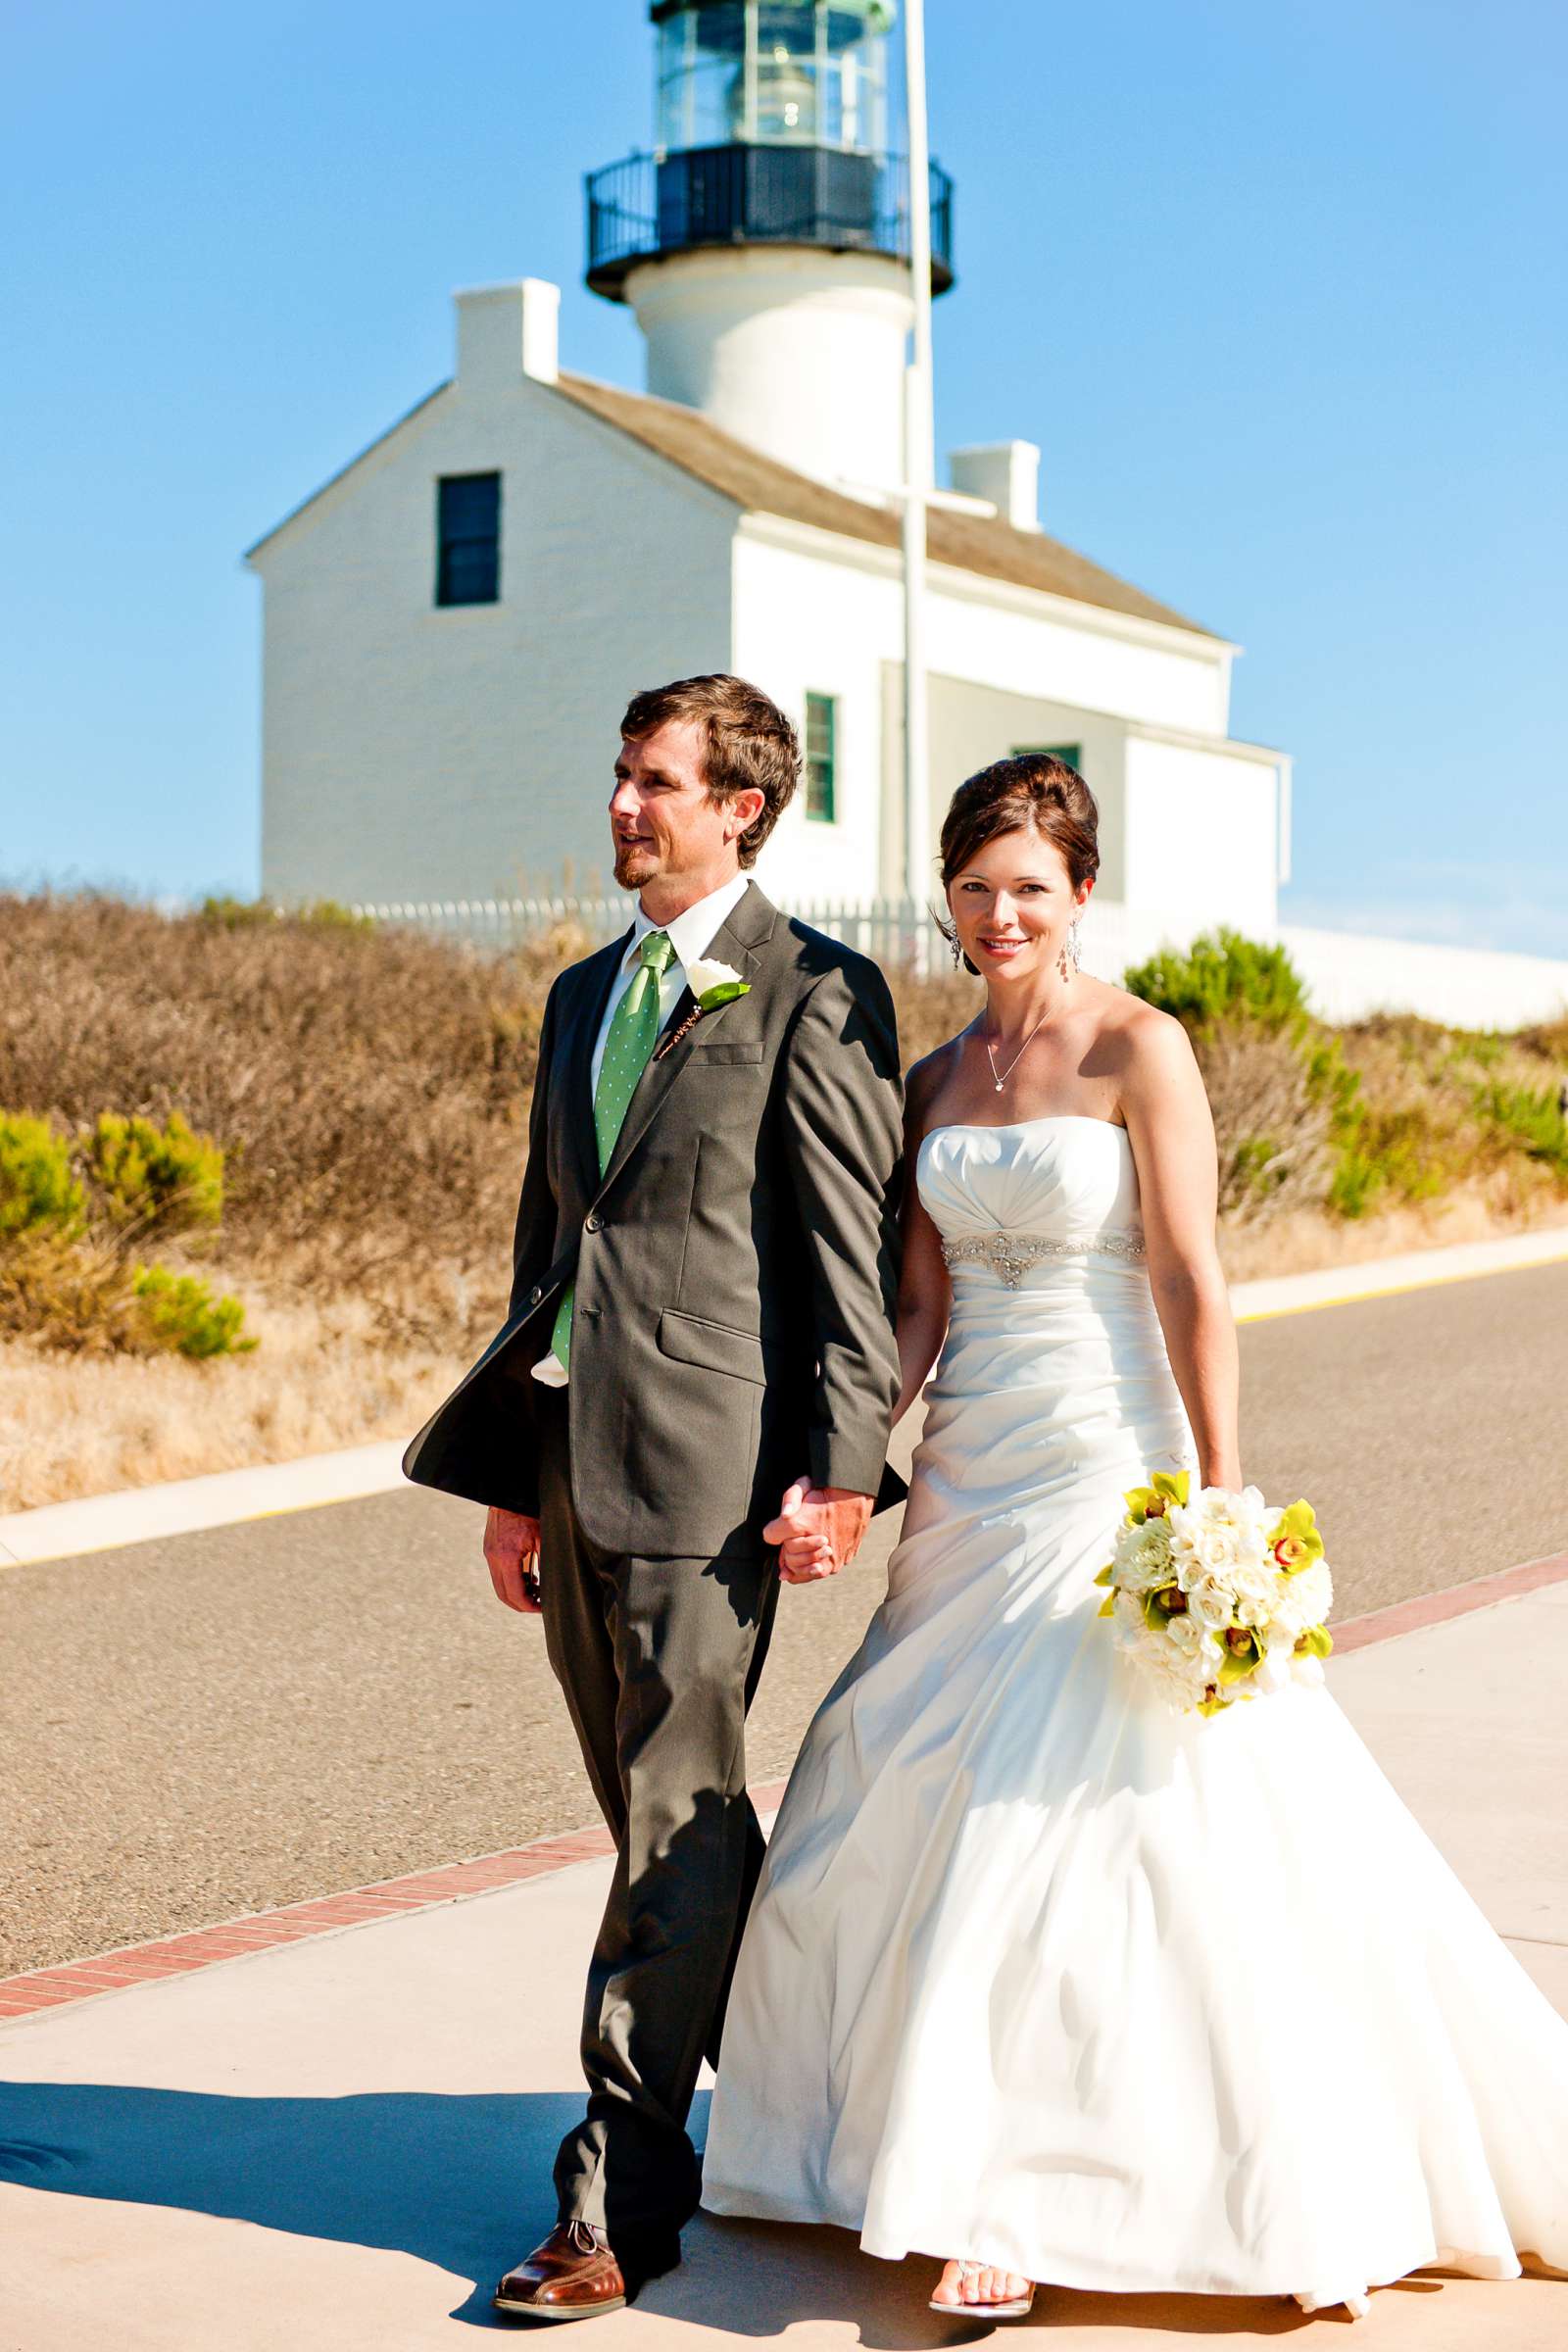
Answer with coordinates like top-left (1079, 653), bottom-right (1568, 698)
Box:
top-left (248, 0), bottom-right (1286, 942)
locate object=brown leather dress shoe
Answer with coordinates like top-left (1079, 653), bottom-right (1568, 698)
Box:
top-left (494, 2221), bottom-right (627, 2322)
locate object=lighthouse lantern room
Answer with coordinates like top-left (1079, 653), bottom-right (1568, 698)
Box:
top-left (587, 1), bottom-right (955, 492)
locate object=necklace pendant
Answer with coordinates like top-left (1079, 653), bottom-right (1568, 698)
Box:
top-left (995, 1080), bottom-right (1005, 1093)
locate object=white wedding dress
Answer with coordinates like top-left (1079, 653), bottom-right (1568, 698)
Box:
top-left (702, 1117), bottom-right (1568, 2309)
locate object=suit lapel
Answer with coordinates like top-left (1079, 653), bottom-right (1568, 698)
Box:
top-left (597, 883), bottom-right (776, 1197)
top-left (560, 929), bottom-right (631, 1197)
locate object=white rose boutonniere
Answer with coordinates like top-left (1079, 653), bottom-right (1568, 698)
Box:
top-left (685, 956), bottom-right (750, 1011)
top-left (653, 957), bottom-right (752, 1062)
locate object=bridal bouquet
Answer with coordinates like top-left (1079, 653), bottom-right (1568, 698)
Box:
top-left (1096, 1472), bottom-right (1334, 1717)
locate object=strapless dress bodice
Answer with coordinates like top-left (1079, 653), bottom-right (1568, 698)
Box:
top-left (916, 1117), bottom-right (1146, 1287)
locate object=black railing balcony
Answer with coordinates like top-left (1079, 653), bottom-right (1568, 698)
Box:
top-left (586, 146), bottom-right (955, 300)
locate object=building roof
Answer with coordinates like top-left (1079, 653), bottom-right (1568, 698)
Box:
top-left (247, 357), bottom-right (1219, 643)
top-left (552, 369), bottom-right (1220, 642)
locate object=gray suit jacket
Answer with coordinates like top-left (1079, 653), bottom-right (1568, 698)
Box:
top-left (402, 882), bottom-right (906, 1558)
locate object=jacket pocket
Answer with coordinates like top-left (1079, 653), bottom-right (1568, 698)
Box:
top-left (687, 1040), bottom-right (764, 1064)
top-left (657, 1307), bottom-right (773, 1387)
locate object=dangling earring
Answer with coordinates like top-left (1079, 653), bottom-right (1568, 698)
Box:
top-left (950, 933), bottom-right (961, 969)
top-left (1067, 918), bottom-right (1082, 973)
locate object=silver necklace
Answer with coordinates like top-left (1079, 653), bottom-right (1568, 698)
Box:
top-left (985, 1007), bottom-right (1055, 1092)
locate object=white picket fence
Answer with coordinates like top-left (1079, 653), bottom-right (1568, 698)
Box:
top-left (352, 892), bottom-right (940, 965)
top-left (347, 892), bottom-right (1568, 1031)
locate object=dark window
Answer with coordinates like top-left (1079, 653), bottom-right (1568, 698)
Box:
top-left (1012, 741), bottom-right (1083, 775)
top-left (806, 692), bottom-right (838, 822)
top-left (436, 471), bottom-right (501, 607)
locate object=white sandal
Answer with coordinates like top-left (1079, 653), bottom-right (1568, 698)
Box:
top-left (1292, 2289), bottom-right (1371, 2320)
top-left (930, 2260), bottom-right (1037, 2320)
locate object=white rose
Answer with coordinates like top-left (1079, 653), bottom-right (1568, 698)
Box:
top-left (1183, 1574), bottom-right (1235, 1634)
top-left (1170, 1491), bottom-right (1271, 1586)
top-left (1111, 1591), bottom-right (1148, 1649)
top-left (686, 956), bottom-right (745, 1001)
top-left (1165, 1612), bottom-right (1219, 1668)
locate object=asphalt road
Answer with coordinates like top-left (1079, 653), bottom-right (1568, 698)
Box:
top-left (4, 1258), bottom-right (1565, 1979)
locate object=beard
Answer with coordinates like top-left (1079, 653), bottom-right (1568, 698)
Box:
top-left (612, 839), bottom-right (662, 889)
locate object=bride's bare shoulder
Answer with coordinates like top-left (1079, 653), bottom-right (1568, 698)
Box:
top-left (1091, 981), bottom-right (1200, 1102)
top-left (905, 1033), bottom-right (971, 1129)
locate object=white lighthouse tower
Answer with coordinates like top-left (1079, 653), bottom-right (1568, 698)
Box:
top-left (585, 1), bottom-right (955, 492)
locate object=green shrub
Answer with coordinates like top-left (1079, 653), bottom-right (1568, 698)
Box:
top-left (82, 1110), bottom-right (224, 1236)
top-left (1123, 929), bottom-right (1309, 1037)
top-left (131, 1265), bottom-right (255, 1358)
top-left (0, 1113), bottom-right (85, 1240)
top-left (0, 1231), bottom-right (141, 1351)
top-left (1477, 1082), bottom-right (1568, 1181)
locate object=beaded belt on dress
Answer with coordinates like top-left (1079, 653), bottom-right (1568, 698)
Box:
top-left (940, 1231), bottom-right (1148, 1287)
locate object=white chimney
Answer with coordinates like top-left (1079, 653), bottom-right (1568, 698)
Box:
top-left (949, 440), bottom-right (1042, 532)
top-left (455, 277), bottom-right (560, 391)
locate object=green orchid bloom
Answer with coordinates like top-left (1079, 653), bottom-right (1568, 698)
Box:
top-left (1269, 1497), bottom-right (1324, 1573)
top-left (1123, 1469), bottom-right (1190, 1525)
top-left (1295, 1624), bottom-right (1334, 1659)
top-left (1216, 1628), bottom-right (1262, 1686)
top-left (1143, 1586), bottom-right (1188, 1634)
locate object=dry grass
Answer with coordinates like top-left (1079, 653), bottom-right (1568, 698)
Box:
top-left (0, 1291), bottom-right (470, 1513)
top-left (1217, 1185), bottom-right (1568, 1283)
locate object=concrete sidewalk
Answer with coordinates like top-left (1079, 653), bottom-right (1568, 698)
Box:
top-left (3, 1586), bottom-right (1566, 2351)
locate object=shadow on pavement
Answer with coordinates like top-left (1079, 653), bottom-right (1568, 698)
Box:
top-left (0, 2079), bottom-right (582, 2326)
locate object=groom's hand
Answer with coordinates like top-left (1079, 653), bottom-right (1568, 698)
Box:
top-left (484, 1505), bottom-right (543, 1614)
top-left (763, 1481), bottom-right (874, 1584)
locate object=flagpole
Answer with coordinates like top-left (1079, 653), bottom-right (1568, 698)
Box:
top-left (902, 0), bottom-right (934, 956)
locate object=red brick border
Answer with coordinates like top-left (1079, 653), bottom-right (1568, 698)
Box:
top-left (6, 1547), bottom-right (1567, 2030)
top-left (1331, 1546), bottom-right (1568, 1655)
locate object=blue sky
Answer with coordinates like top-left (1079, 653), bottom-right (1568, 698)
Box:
top-left (3, 0), bottom-right (1563, 950)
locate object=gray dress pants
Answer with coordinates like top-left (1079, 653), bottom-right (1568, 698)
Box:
top-left (534, 1385), bottom-right (780, 2248)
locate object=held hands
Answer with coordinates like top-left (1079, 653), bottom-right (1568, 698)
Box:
top-left (764, 1480), bottom-right (874, 1585)
top-left (484, 1505), bottom-right (543, 1614)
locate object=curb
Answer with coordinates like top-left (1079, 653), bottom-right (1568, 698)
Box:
top-left (8, 1543), bottom-right (1568, 2027)
top-left (5, 1222), bottom-right (1566, 1572)
top-left (0, 1439), bottom-right (408, 1571)
top-left (1227, 1220), bottom-right (1568, 1324)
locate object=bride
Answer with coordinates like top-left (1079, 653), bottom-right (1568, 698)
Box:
top-left (701, 754), bottom-right (1568, 2321)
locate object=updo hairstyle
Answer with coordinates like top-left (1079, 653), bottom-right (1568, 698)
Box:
top-left (937, 754), bottom-right (1100, 972)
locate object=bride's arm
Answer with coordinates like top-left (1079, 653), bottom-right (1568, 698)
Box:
top-left (891, 1062), bottom-right (953, 1426)
top-left (1119, 1009), bottom-right (1242, 1492)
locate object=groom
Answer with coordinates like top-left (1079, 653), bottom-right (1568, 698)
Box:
top-left (403, 673), bottom-right (905, 2319)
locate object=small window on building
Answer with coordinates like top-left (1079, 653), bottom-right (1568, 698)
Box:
top-left (806, 692), bottom-right (838, 822)
top-left (1012, 741), bottom-right (1083, 774)
top-left (436, 472), bottom-right (501, 607)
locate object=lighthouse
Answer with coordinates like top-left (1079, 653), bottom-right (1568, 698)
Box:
top-left (585, 2), bottom-right (955, 492)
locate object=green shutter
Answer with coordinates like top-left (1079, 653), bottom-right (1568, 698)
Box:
top-left (806, 691), bottom-right (838, 822)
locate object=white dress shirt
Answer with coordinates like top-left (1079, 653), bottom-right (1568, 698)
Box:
top-left (532, 871), bottom-right (753, 1390)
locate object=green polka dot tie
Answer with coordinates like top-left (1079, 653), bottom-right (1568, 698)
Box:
top-left (549, 929), bottom-right (675, 1373)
